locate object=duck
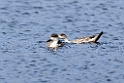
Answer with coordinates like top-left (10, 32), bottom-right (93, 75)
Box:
top-left (46, 34), bottom-right (64, 49)
top-left (59, 31), bottom-right (103, 44)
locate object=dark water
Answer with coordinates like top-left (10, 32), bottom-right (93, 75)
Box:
top-left (0, 0), bottom-right (124, 83)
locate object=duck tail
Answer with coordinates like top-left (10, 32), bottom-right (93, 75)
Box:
top-left (93, 31), bottom-right (103, 42)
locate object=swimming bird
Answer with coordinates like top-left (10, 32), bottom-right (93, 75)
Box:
top-left (59, 31), bottom-right (103, 44)
top-left (46, 34), bottom-right (64, 49)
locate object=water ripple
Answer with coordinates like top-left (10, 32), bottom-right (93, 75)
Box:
top-left (0, 0), bottom-right (124, 83)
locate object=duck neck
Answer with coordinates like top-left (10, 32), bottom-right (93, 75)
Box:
top-left (64, 38), bottom-right (71, 43)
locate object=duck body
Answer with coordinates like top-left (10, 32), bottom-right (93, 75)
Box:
top-left (71, 31), bottom-right (103, 43)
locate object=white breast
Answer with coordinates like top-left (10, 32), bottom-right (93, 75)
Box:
top-left (49, 40), bottom-right (58, 47)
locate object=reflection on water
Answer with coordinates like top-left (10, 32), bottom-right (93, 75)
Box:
top-left (0, 0), bottom-right (124, 83)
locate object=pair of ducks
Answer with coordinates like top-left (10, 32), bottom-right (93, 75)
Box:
top-left (46, 31), bottom-right (103, 49)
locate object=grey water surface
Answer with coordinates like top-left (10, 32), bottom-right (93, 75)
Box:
top-left (0, 0), bottom-right (124, 83)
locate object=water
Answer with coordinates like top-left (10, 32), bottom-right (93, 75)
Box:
top-left (0, 0), bottom-right (124, 83)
